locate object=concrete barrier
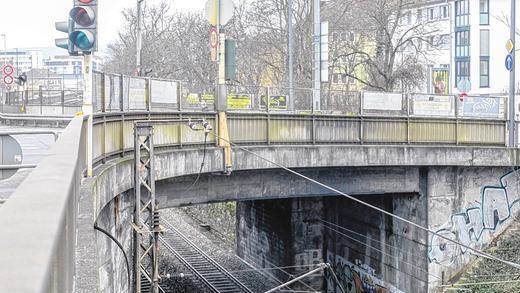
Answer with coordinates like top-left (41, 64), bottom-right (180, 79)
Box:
top-left (0, 117), bottom-right (86, 293)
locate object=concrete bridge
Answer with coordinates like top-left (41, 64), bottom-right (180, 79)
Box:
top-left (0, 93), bottom-right (519, 293)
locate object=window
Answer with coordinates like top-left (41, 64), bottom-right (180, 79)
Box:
top-left (417, 9), bottom-right (422, 22)
top-left (455, 30), bottom-right (470, 57)
top-left (480, 29), bottom-right (490, 88)
top-left (480, 29), bottom-right (489, 56)
top-left (456, 60), bottom-right (470, 84)
top-left (480, 59), bottom-right (489, 87)
top-left (480, 0), bottom-right (489, 25)
top-left (441, 5), bottom-right (449, 19)
top-left (428, 8), bottom-right (435, 20)
top-left (455, 0), bottom-right (470, 27)
top-left (439, 34), bottom-right (450, 49)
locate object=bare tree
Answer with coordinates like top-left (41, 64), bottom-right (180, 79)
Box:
top-left (324, 0), bottom-right (444, 92)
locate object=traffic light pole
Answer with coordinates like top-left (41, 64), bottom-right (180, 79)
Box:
top-left (216, 0), bottom-right (227, 112)
top-left (83, 53), bottom-right (93, 177)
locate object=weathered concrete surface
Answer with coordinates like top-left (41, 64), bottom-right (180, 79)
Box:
top-left (89, 145), bottom-right (520, 293)
top-left (237, 195), bottom-right (428, 293)
top-left (157, 167), bottom-right (421, 207)
top-left (92, 145), bottom-right (520, 222)
top-left (95, 191), bottom-right (133, 293)
top-left (426, 167), bottom-right (520, 291)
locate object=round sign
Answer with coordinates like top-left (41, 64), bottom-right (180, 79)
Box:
top-left (457, 78), bottom-right (471, 93)
top-left (506, 54), bottom-right (514, 72)
top-left (3, 75), bottom-right (13, 85)
top-left (2, 64), bottom-right (14, 76)
top-left (209, 27), bottom-right (218, 48)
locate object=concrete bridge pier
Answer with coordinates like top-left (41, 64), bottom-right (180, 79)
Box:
top-left (236, 193), bottom-right (429, 293)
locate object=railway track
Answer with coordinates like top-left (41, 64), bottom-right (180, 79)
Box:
top-left (160, 219), bottom-right (254, 293)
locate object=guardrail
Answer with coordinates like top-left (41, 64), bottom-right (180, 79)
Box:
top-left (0, 117), bottom-right (86, 293)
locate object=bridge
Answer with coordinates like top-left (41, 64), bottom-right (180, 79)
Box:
top-left (0, 73), bottom-right (518, 293)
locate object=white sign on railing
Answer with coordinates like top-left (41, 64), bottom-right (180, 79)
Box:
top-left (461, 96), bottom-right (503, 118)
top-left (363, 92), bottom-right (402, 111)
top-left (413, 94), bottom-right (454, 117)
top-left (151, 80), bottom-right (178, 105)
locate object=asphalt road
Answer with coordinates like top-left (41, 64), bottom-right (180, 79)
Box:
top-left (0, 126), bottom-right (61, 205)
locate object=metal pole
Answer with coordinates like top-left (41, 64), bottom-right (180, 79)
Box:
top-left (83, 54), bottom-right (93, 177)
top-left (312, 0), bottom-right (321, 112)
top-left (288, 0), bottom-right (294, 111)
top-left (509, 0), bottom-right (516, 147)
top-left (136, 0), bottom-right (144, 76)
top-left (217, 0), bottom-right (227, 112)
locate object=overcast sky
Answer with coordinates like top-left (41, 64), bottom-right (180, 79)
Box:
top-left (0, 0), bottom-right (206, 54)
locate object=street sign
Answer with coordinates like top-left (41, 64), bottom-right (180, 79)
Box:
top-left (209, 27), bottom-right (218, 48)
top-left (2, 64), bottom-right (13, 76)
top-left (506, 39), bottom-right (515, 54)
top-left (506, 54), bottom-right (514, 71)
top-left (457, 78), bottom-right (471, 93)
top-left (205, 0), bottom-right (234, 26)
top-left (3, 75), bottom-right (13, 85)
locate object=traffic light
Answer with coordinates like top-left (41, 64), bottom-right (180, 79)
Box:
top-left (69, 0), bottom-right (98, 53)
top-left (55, 20), bottom-right (76, 55)
top-left (54, 0), bottom-right (98, 55)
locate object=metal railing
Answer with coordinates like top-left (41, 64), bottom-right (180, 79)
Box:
top-left (3, 89), bottom-right (83, 115)
top-left (91, 110), bottom-right (507, 168)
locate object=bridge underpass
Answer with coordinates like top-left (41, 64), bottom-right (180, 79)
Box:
top-left (1, 93), bottom-right (520, 293)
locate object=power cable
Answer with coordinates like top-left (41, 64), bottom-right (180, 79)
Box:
top-left (184, 131), bottom-right (208, 192)
top-left (320, 221), bottom-right (441, 282)
top-left (318, 218), bottom-right (432, 262)
top-left (205, 127), bottom-right (520, 271)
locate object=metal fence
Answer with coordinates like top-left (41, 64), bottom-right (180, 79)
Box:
top-left (3, 89), bottom-right (83, 115)
top-left (2, 70), bottom-right (512, 121)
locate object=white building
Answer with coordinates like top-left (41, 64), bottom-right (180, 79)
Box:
top-left (0, 49), bottom-right (44, 76)
top-left (410, 0), bottom-right (518, 95)
top-left (398, 0), bottom-right (452, 94)
top-left (450, 0), bottom-right (517, 95)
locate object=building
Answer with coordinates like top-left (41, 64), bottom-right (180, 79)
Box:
top-left (1, 47), bottom-right (102, 92)
top-left (450, 0), bottom-right (514, 95)
top-left (398, 0), bottom-right (452, 94)
top-left (0, 49), bottom-right (44, 76)
top-left (409, 0), bottom-right (518, 95)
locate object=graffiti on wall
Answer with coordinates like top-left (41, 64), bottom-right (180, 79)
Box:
top-left (326, 252), bottom-right (404, 293)
top-left (429, 169), bottom-right (520, 264)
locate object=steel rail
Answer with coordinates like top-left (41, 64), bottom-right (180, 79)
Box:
top-left (161, 219), bottom-right (254, 293)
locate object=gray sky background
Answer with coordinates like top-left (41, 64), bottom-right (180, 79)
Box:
top-left (0, 0), bottom-right (206, 54)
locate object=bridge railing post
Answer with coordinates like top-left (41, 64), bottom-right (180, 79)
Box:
top-left (101, 73), bottom-right (106, 113)
top-left (360, 91), bottom-right (364, 144)
top-left (39, 88), bottom-right (43, 115)
top-left (406, 93), bottom-right (410, 144)
top-left (61, 90), bottom-right (65, 115)
top-left (455, 94), bottom-right (459, 145)
top-left (119, 74), bottom-right (124, 112)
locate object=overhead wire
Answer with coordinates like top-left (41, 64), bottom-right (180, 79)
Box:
top-left (204, 127), bottom-right (520, 271)
top-left (319, 221), bottom-right (442, 283)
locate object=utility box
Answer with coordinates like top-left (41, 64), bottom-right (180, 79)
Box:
top-left (225, 39), bottom-right (236, 81)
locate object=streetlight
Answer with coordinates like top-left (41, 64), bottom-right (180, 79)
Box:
top-left (136, 0), bottom-right (145, 76)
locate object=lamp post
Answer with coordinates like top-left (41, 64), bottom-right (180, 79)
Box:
top-left (136, 0), bottom-right (145, 76)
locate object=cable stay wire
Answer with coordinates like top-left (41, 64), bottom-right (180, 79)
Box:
top-left (204, 128), bottom-right (520, 271)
